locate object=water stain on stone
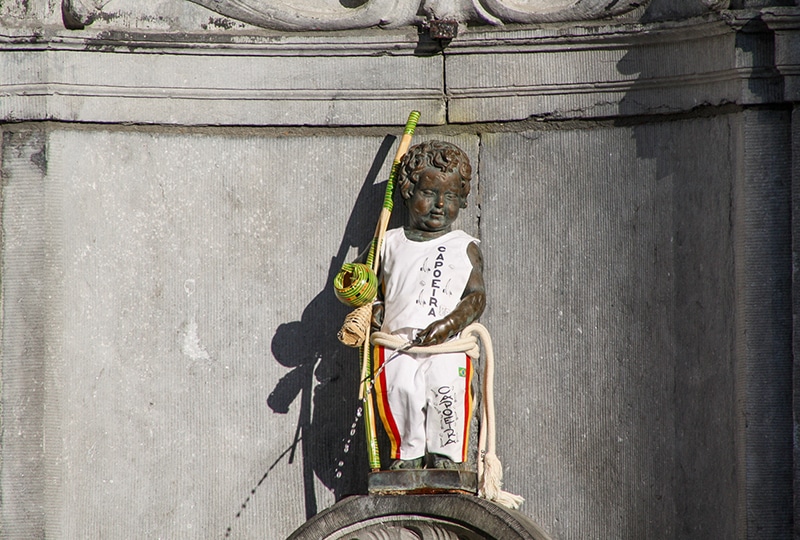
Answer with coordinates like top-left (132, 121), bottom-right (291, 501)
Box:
top-left (30, 145), bottom-right (46, 175)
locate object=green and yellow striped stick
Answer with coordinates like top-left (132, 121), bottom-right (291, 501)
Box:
top-left (361, 110), bottom-right (420, 471)
top-left (365, 111), bottom-right (420, 272)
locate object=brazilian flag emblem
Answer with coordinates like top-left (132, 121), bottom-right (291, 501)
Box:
top-left (458, 367), bottom-right (467, 377)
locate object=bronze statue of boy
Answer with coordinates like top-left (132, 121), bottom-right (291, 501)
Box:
top-left (372, 140), bottom-right (485, 470)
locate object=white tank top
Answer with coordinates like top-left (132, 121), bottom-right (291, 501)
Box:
top-left (380, 228), bottom-right (478, 334)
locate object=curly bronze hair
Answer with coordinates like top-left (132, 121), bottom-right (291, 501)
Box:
top-left (397, 140), bottom-right (472, 208)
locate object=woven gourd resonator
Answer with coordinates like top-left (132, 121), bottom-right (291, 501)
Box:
top-left (334, 263), bottom-right (379, 347)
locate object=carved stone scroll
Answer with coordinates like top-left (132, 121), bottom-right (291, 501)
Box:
top-left (184, 0), bottom-right (651, 29)
top-left (475, 0), bottom-right (647, 23)
top-left (61, 0), bottom-right (655, 31)
top-left (184, 0), bottom-right (417, 31)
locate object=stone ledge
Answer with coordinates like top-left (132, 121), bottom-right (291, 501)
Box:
top-left (0, 11), bottom-right (796, 126)
top-left (763, 7), bottom-right (800, 102)
top-left (0, 46), bottom-right (446, 126)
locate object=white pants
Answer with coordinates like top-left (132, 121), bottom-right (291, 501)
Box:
top-left (374, 339), bottom-right (473, 463)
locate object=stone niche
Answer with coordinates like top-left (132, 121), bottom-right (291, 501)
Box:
top-left (1, 1), bottom-right (799, 539)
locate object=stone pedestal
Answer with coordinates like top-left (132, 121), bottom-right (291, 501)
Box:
top-left (288, 494), bottom-right (551, 540)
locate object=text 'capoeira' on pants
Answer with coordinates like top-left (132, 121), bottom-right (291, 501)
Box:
top-left (374, 332), bottom-right (474, 463)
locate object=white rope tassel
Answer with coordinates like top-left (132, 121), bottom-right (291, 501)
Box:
top-left (481, 451), bottom-right (525, 509)
top-left (371, 323), bottom-right (524, 509)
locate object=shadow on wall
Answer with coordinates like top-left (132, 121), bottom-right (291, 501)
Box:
top-left (266, 136), bottom-right (398, 519)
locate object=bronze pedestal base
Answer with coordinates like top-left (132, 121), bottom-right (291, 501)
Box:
top-left (368, 469), bottom-right (478, 496)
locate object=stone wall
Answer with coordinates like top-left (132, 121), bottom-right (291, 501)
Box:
top-left (1, 1), bottom-right (799, 538)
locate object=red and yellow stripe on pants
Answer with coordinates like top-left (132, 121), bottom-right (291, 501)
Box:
top-left (374, 343), bottom-right (474, 463)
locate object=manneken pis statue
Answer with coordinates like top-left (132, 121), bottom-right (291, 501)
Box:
top-left (372, 140), bottom-right (485, 471)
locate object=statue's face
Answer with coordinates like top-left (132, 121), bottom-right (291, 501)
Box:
top-left (406, 168), bottom-right (463, 234)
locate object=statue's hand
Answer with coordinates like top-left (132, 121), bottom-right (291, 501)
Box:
top-left (415, 319), bottom-right (455, 347)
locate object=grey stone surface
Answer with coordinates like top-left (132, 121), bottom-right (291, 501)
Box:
top-left (765, 8), bottom-right (800, 102)
top-left (731, 0), bottom-right (796, 7)
top-left (479, 117), bottom-right (738, 539)
top-left (641, 0), bottom-right (731, 22)
top-left (445, 14), bottom-right (788, 124)
top-left (732, 108), bottom-right (793, 539)
top-left (0, 39), bottom-right (446, 127)
top-left (793, 104), bottom-right (800, 540)
top-left (0, 129), bottom-right (50, 539)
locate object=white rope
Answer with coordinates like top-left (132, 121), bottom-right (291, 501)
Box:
top-left (371, 323), bottom-right (524, 509)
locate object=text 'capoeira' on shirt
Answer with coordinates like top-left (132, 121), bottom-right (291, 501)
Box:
top-left (380, 228), bottom-right (478, 335)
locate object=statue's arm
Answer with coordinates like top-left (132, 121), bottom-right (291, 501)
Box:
top-left (414, 241), bottom-right (486, 346)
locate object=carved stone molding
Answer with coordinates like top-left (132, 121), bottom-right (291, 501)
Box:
top-left (2, 10), bottom-right (793, 126)
top-left (319, 516), bottom-right (486, 539)
top-left (287, 494), bottom-right (552, 539)
top-left (762, 7), bottom-right (800, 102)
top-left (61, 0), bottom-right (653, 31)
